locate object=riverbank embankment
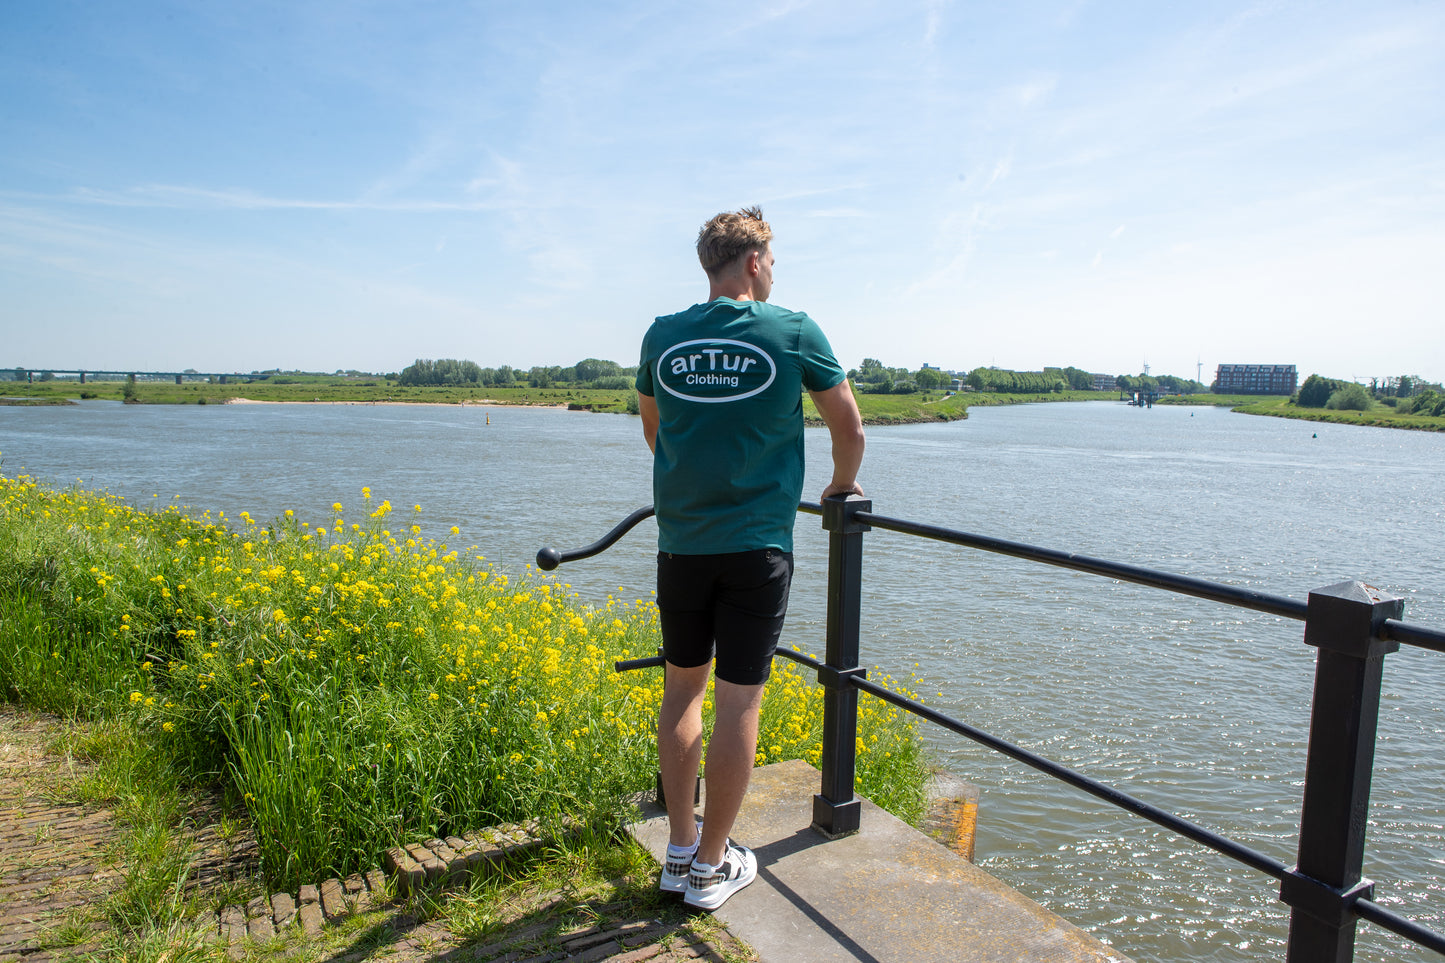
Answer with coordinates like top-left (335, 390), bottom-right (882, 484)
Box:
top-left (1157, 393), bottom-right (1445, 431)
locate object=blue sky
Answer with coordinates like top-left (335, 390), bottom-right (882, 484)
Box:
top-left (2, 1), bottom-right (1442, 384)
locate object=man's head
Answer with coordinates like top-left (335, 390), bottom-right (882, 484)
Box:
top-left (697, 206), bottom-right (772, 277)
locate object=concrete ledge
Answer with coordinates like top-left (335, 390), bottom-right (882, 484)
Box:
top-left (630, 759), bottom-right (1133, 963)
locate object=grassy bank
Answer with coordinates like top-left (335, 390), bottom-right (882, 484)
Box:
top-left (0, 378), bottom-right (635, 411)
top-left (1154, 393), bottom-right (1445, 430)
top-left (0, 396), bottom-right (78, 405)
top-left (812, 388), bottom-right (1112, 425)
top-left (0, 475), bottom-right (926, 894)
top-left (1154, 393), bottom-right (1285, 408)
top-left (1227, 396), bottom-right (1445, 431)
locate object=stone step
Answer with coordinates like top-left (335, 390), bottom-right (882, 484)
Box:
top-left (629, 759), bottom-right (1135, 963)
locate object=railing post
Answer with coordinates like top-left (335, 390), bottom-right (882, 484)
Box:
top-left (812, 493), bottom-right (870, 837)
top-left (1282, 580), bottom-right (1402, 963)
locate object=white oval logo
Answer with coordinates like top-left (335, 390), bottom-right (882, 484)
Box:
top-left (657, 339), bottom-right (777, 403)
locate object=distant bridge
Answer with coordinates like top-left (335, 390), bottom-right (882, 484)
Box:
top-left (8, 368), bottom-right (253, 385)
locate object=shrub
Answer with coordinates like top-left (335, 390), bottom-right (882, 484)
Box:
top-left (1326, 383), bottom-right (1371, 411)
top-left (1402, 389), bottom-right (1443, 416)
top-left (1297, 374), bottom-right (1344, 407)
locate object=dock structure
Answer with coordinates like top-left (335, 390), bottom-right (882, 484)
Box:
top-left (630, 759), bottom-right (1132, 963)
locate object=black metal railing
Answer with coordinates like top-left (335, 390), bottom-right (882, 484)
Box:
top-left (537, 496), bottom-right (1445, 961)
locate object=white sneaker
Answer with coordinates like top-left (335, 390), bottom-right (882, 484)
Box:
top-left (659, 817), bottom-right (702, 893)
top-left (684, 840), bottom-right (757, 910)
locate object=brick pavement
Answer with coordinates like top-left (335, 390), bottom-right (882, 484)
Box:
top-left (0, 708), bottom-right (258, 962)
top-left (0, 709), bottom-right (117, 961)
top-left (0, 796), bottom-right (116, 961)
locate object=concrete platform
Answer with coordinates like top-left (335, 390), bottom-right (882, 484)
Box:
top-left (630, 760), bottom-right (1133, 963)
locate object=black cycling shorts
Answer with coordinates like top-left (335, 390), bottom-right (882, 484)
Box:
top-left (656, 548), bottom-right (794, 686)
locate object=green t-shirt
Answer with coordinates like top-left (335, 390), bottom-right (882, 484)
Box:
top-left (636, 298), bottom-right (846, 554)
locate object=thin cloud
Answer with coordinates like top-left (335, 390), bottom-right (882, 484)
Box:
top-left (985, 156), bottom-right (1013, 190)
top-left (724, 0), bottom-right (816, 37)
top-left (904, 202), bottom-right (986, 296)
top-left (359, 133), bottom-right (459, 205)
top-left (1009, 77), bottom-right (1057, 109)
top-left (924, 0), bottom-right (945, 48)
top-left (58, 185), bottom-right (497, 212)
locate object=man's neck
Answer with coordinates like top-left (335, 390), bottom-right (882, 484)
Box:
top-left (708, 284), bottom-right (755, 303)
top-left (708, 270), bottom-right (759, 303)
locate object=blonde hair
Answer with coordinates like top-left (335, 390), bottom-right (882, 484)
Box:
top-left (696, 205), bottom-right (772, 275)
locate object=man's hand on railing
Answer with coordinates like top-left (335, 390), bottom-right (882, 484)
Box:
top-left (821, 481), bottom-right (864, 499)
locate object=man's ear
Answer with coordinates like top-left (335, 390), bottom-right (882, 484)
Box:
top-left (745, 249), bottom-right (761, 276)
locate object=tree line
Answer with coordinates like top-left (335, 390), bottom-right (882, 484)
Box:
top-left (1296, 373), bottom-right (1445, 415)
top-left (1117, 373), bottom-right (1206, 394)
top-left (397, 357), bottom-right (637, 390)
top-left (966, 367), bottom-right (1205, 395)
top-left (856, 360), bottom-right (1128, 395)
top-left (848, 358), bottom-right (951, 394)
top-left (392, 355), bottom-right (1224, 398)
top-left (965, 366), bottom-right (1096, 393)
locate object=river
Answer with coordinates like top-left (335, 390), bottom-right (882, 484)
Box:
top-left (2, 398), bottom-right (1441, 962)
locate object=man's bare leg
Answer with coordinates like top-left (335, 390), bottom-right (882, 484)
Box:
top-left (696, 677), bottom-right (765, 866)
top-left (658, 661), bottom-right (711, 847)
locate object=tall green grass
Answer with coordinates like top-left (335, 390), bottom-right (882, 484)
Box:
top-left (0, 476), bottom-right (927, 890)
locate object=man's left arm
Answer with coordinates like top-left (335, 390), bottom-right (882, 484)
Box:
top-left (809, 379), bottom-right (865, 499)
top-left (639, 392), bottom-right (659, 454)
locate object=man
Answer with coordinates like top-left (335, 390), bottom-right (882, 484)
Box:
top-left (635, 206), bottom-right (865, 910)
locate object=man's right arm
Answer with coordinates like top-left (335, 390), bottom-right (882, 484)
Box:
top-left (809, 379), bottom-right (865, 499)
top-left (639, 392), bottom-right (659, 454)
